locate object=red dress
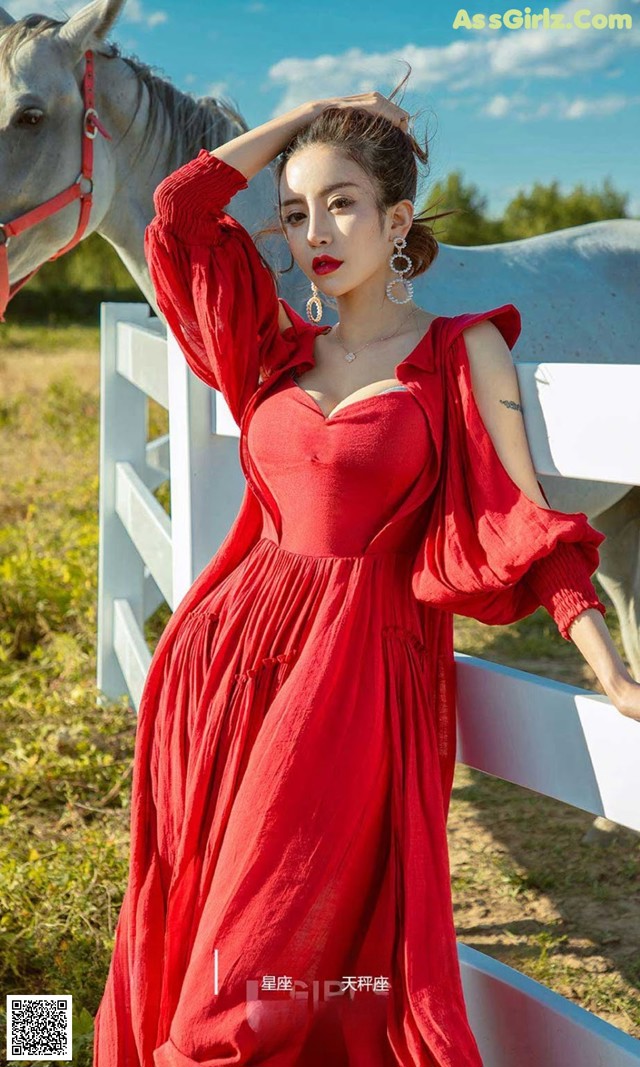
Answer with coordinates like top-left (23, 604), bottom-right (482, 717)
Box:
top-left (93, 151), bottom-right (607, 1067)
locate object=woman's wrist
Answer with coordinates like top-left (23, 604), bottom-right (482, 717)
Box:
top-left (604, 671), bottom-right (639, 712)
top-left (207, 101), bottom-right (323, 183)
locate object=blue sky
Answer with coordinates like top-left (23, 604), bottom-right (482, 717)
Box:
top-left (9, 0), bottom-right (640, 216)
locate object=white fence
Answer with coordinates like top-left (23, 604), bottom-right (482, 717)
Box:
top-left (97, 301), bottom-right (246, 708)
top-left (97, 301), bottom-right (640, 1066)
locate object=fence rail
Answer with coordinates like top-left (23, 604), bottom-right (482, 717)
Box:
top-left (97, 302), bottom-right (640, 1065)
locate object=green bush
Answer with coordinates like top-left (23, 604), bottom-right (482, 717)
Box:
top-left (8, 286), bottom-right (144, 325)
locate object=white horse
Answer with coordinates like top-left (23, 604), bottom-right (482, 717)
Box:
top-left (1, 0), bottom-right (639, 716)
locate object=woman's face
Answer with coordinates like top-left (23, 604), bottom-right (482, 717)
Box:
top-left (279, 144), bottom-right (413, 300)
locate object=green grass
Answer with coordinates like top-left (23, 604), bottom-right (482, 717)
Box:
top-left (0, 323), bottom-right (101, 353)
top-left (0, 333), bottom-right (143, 1063)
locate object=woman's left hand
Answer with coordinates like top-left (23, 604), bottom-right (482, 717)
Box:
top-left (610, 678), bottom-right (640, 721)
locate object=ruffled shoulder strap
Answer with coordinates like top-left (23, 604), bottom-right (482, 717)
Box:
top-left (401, 304), bottom-right (521, 382)
top-left (269, 299), bottom-right (335, 380)
top-left (445, 302), bottom-right (522, 352)
top-left (277, 298), bottom-right (308, 335)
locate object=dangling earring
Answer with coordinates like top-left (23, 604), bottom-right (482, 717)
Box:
top-left (306, 281), bottom-right (324, 323)
top-left (386, 236), bottom-right (414, 305)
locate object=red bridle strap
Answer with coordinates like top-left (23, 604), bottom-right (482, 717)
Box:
top-left (0, 49), bottom-right (112, 322)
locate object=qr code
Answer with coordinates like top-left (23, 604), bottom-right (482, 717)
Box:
top-left (6, 995), bottom-right (72, 1061)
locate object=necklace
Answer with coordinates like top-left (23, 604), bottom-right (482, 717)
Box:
top-left (330, 305), bottom-right (419, 363)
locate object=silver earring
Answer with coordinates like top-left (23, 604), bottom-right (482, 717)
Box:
top-left (306, 281), bottom-right (324, 323)
top-left (386, 236), bottom-right (414, 305)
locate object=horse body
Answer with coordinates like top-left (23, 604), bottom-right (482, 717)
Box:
top-left (1, 0), bottom-right (639, 685)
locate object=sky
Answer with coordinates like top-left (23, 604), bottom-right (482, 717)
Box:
top-left (6, 0), bottom-right (640, 217)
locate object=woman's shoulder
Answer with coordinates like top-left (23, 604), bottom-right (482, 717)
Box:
top-left (446, 303), bottom-right (522, 350)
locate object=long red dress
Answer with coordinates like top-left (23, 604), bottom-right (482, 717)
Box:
top-left (93, 150), bottom-right (607, 1067)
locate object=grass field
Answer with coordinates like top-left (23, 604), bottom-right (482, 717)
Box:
top-left (1, 323), bottom-right (638, 1063)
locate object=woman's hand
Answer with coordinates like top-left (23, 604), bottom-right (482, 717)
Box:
top-left (309, 92), bottom-right (410, 133)
top-left (611, 678), bottom-right (640, 721)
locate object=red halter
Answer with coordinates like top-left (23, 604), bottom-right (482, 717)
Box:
top-left (0, 49), bottom-right (112, 322)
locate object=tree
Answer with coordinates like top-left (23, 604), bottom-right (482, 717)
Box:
top-left (28, 232), bottom-right (134, 292)
top-left (418, 171), bottom-right (506, 246)
top-left (502, 177), bottom-right (629, 239)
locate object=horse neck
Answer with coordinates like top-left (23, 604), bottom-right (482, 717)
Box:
top-left (94, 51), bottom-right (243, 311)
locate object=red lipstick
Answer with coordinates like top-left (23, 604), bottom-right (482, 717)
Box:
top-left (313, 256), bottom-right (343, 275)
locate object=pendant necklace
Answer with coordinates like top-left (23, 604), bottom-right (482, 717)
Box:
top-left (331, 305), bottom-right (418, 362)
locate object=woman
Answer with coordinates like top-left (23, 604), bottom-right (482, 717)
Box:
top-left (94, 74), bottom-right (639, 1067)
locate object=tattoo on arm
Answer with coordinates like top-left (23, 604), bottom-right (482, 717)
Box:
top-left (500, 398), bottom-right (523, 413)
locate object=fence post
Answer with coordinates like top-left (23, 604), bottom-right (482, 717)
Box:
top-left (166, 328), bottom-right (245, 608)
top-left (97, 302), bottom-right (159, 704)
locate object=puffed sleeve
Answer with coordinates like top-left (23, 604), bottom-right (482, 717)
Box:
top-left (523, 538), bottom-right (606, 640)
top-left (410, 304), bottom-right (607, 638)
top-left (143, 148), bottom-right (283, 425)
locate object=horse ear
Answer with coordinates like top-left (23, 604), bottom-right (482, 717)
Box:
top-left (57, 0), bottom-right (125, 56)
top-left (0, 7), bottom-right (17, 28)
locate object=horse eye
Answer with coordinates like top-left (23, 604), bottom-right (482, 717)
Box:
top-left (16, 109), bottom-right (44, 127)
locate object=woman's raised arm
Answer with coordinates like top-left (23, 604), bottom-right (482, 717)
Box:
top-left (208, 101), bottom-right (323, 181)
top-left (143, 102), bottom-right (323, 425)
top-left (209, 92), bottom-right (411, 180)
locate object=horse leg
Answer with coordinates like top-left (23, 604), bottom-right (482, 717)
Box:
top-left (581, 486), bottom-right (640, 845)
top-left (592, 485), bottom-right (640, 681)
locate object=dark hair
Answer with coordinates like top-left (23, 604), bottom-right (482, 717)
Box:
top-left (252, 63), bottom-right (459, 288)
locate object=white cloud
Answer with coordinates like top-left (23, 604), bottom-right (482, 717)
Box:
top-left (112, 0), bottom-right (167, 29)
top-left (561, 93), bottom-right (640, 118)
top-left (481, 90), bottom-right (640, 121)
top-left (204, 82), bottom-right (231, 100)
top-left (483, 93), bottom-right (528, 118)
top-left (266, 0), bottom-right (639, 117)
top-left (5, 0), bottom-right (167, 30)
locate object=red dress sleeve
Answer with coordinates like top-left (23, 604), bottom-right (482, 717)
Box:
top-left (524, 538), bottom-right (606, 640)
top-left (143, 148), bottom-right (283, 425)
top-left (410, 304), bottom-right (607, 640)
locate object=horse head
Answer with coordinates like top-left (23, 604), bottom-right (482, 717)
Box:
top-left (0, 1), bottom-right (130, 315)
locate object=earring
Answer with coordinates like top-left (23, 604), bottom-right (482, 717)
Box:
top-left (306, 281), bottom-right (324, 323)
top-left (386, 236), bottom-right (414, 305)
